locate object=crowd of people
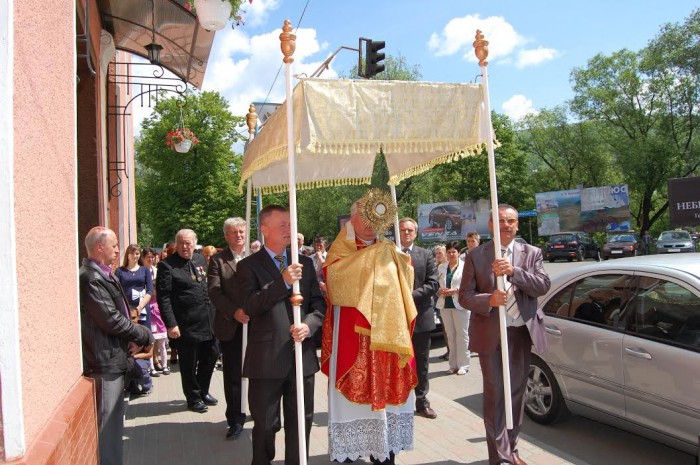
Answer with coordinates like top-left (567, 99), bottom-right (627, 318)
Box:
top-left (79, 197), bottom-right (550, 465)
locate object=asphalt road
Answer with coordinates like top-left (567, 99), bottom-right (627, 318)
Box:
top-left (441, 257), bottom-right (697, 465)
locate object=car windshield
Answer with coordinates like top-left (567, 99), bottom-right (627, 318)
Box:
top-left (551, 234), bottom-right (574, 242)
top-left (608, 234), bottom-right (635, 243)
top-left (659, 231), bottom-right (691, 241)
top-left (445, 205), bottom-right (460, 213)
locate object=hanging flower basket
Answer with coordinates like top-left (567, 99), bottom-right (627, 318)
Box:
top-left (187, 0), bottom-right (251, 31)
top-left (166, 128), bottom-right (199, 153)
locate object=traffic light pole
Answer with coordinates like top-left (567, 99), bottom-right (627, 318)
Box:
top-left (308, 45), bottom-right (360, 78)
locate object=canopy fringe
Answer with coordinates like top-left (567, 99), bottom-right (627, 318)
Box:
top-left (255, 176), bottom-right (372, 195)
top-left (388, 139), bottom-right (500, 186)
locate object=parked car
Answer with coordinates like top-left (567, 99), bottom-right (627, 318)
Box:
top-left (525, 255), bottom-right (700, 455)
top-left (544, 231), bottom-right (600, 262)
top-left (428, 204), bottom-right (462, 231)
top-left (601, 232), bottom-right (641, 259)
top-left (656, 230), bottom-right (695, 254)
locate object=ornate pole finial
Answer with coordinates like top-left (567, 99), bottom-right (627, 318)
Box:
top-left (473, 30), bottom-right (489, 67)
top-left (246, 104), bottom-right (258, 135)
top-left (280, 19), bottom-right (296, 64)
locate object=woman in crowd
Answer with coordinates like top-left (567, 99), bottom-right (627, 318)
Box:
top-left (433, 245), bottom-right (449, 360)
top-left (201, 245), bottom-right (217, 265)
top-left (162, 241), bottom-right (179, 364)
top-left (115, 244), bottom-right (158, 376)
top-left (141, 247), bottom-right (170, 375)
top-left (436, 241), bottom-right (470, 375)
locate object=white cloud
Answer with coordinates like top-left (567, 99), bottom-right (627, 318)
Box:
top-left (203, 26), bottom-right (336, 121)
top-left (427, 14), bottom-right (558, 68)
top-left (427, 15), bottom-right (524, 63)
top-left (516, 47), bottom-right (558, 68)
top-left (501, 94), bottom-right (538, 121)
top-left (241, 0), bottom-right (279, 28)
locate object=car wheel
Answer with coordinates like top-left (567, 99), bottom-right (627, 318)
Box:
top-left (549, 257), bottom-right (555, 263)
top-left (445, 218), bottom-right (454, 231)
top-left (525, 356), bottom-right (568, 425)
top-left (576, 246), bottom-right (584, 261)
top-left (567, 257), bottom-right (573, 262)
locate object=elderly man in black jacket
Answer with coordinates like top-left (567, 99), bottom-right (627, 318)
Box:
top-left (80, 226), bottom-right (153, 465)
top-left (157, 228), bottom-right (218, 413)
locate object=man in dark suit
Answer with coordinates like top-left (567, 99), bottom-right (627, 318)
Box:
top-left (157, 228), bottom-right (218, 414)
top-left (208, 217), bottom-right (250, 440)
top-left (79, 226), bottom-right (153, 465)
top-left (458, 204), bottom-right (550, 465)
top-left (399, 217), bottom-right (439, 419)
top-left (236, 205), bottom-right (325, 465)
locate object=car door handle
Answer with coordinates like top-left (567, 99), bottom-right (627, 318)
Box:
top-left (544, 325), bottom-right (561, 336)
top-left (624, 347), bottom-right (652, 360)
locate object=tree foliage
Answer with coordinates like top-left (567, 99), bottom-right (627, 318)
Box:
top-left (135, 91), bottom-right (246, 247)
top-left (569, 7), bottom-right (700, 232)
top-left (517, 106), bottom-right (614, 192)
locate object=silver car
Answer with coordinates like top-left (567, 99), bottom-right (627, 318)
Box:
top-left (525, 255), bottom-right (700, 455)
top-left (656, 230), bottom-right (695, 254)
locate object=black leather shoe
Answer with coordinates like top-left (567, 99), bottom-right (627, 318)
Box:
top-left (416, 406), bottom-right (437, 419)
top-left (202, 394), bottom-right (218, 406)
top-left (188, 401), bottom-right (208, 413)
top-left (226, 423), bottom-right (244, 440)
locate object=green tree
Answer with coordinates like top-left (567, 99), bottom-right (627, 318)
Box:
top-left (570, 9), bottom-right (700, 232)
top-left (136, 91), bottom-right (246, 247)
top-left (517, 106), bottom-right (614, 191)
top-left (432, 112), bottom-right (531, 211)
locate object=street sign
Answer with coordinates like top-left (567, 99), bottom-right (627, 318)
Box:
top-left (519, 210), bottom-right (537, 217)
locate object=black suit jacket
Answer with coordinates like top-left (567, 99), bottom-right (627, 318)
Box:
top-left (236, 249), bottom-right (325, 379)
top-left (156, 252), bottom-right (214, 342)
top-left (207, 248), bottom-right (245, 342)
top-left (407, 245), bottom-right (440, 333)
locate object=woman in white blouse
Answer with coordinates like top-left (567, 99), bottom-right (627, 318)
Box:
top-left (436, 240), bottom-right (472, 375)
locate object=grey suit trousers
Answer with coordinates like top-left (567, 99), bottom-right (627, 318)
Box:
top-left (479, 326), bottom-right (532, 465)
top-left (90, 372), bottom-right (126, 465)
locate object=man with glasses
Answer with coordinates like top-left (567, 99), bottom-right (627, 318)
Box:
top-left (458, 204), bottom-right (550, 465)
top-left (399, 217), bottom-right (439, 420)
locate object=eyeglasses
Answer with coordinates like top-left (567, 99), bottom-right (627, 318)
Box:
top-left (399, 228), bottom-right (416, 233)
top-left (498, 218), bottom-right (518, 226)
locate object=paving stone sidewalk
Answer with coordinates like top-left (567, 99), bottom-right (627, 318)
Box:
top-left (123, 344), bottom-right (583, 465)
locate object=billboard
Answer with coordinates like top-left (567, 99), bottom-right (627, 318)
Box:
top-left (417, 200), bottom-right (492, 242)
top-left (536, 184), bottom-right (631, 235)
top-left (667, 177), bottom-right (700, 226)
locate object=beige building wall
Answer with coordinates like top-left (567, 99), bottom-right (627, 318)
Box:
top-left (12, 0), bottom-right (82, 447)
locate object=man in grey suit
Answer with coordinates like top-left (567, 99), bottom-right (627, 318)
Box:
top-left (399, 217), bottom-right (440, 419)
top-left (236, 205), bottom-right (325, 465)
top-left (459, 204), bottom-right (550, 465)
top-left (208, 217), bottom-right (250, 440)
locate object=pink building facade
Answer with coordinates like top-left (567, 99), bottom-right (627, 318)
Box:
top-left (0, 1), bottom-right (215, 463)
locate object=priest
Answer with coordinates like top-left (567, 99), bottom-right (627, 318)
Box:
top-left (321, 191), bottom-right (417, 465)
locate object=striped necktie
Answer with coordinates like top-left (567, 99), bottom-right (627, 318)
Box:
top-left (274, 254), bottom-right (285, 273)
top-left (502, 248), bottom-right (521, 320)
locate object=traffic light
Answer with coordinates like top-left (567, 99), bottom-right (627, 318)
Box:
top-left (365, 39), bottom-right (385, 78)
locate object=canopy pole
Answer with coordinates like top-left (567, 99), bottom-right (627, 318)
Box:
top-left (474, 30), bottom-right (513, 429)
top-left (390, 185), bottom-right (401, 246)
top-left (280, 20), bottom-right (307, 465)
top-left (240, 103), bottom-right (258, 417)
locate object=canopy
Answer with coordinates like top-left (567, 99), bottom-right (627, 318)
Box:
top-left (241, 78), bottom-right (491, 193)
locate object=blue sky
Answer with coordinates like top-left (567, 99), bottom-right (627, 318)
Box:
top-left (135, 1), bottom-right (698, 132)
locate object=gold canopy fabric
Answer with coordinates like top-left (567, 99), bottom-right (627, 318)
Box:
top-left (240, 78), bottom-right (489, 193)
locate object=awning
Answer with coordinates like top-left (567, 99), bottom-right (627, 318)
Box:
top-left (241, 78), bottom-right (491, 194)
top-left (98, 0), bottom-right (215, 88)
